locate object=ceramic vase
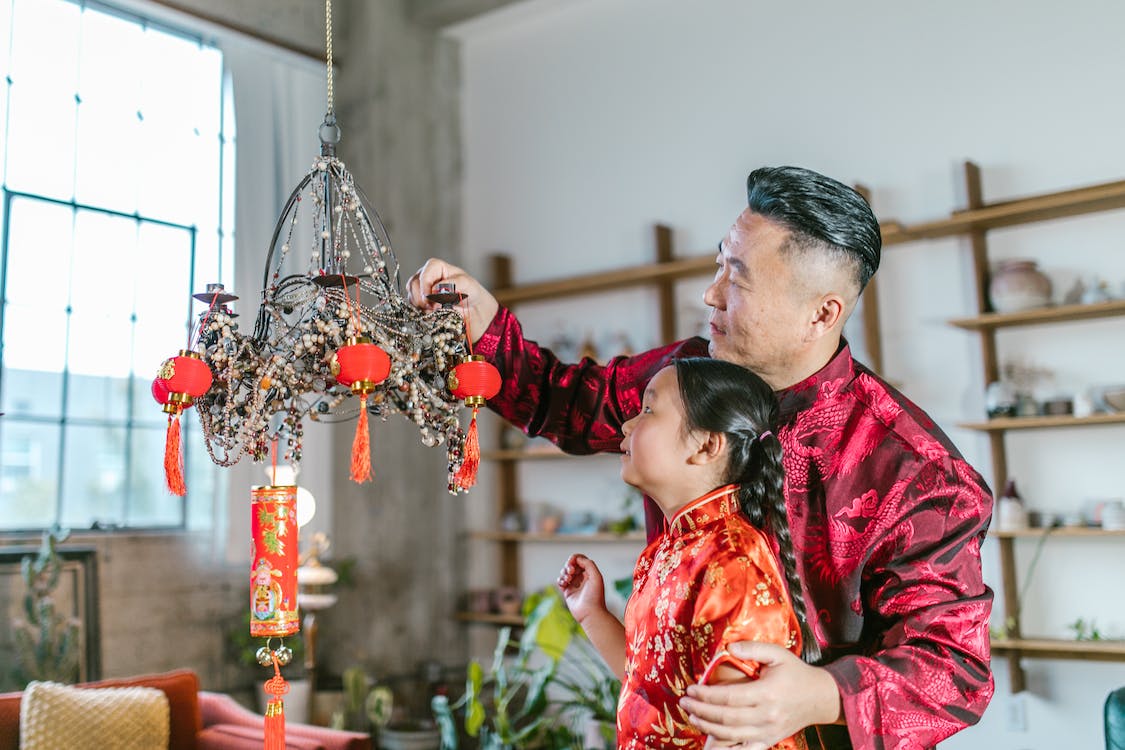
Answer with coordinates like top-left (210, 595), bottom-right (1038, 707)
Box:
top-left (995, 480), bottom-right (1028, 531)
top-left (1102, 500), bottom-right (1125, 531)
top-left (989, 260), bottom-right (1052, 313)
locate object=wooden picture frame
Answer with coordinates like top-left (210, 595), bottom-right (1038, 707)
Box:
top-left (0, 545), bottom-right (100, 690)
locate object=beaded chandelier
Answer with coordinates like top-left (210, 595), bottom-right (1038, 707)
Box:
top-left (154, 0), bottom-right (472, 494)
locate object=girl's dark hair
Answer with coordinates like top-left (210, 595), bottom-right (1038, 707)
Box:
top-left (673, 357), bottom-right (820, 663)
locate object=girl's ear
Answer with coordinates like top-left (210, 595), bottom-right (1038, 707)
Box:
top-left (688, 430), bottom-right (726, 466)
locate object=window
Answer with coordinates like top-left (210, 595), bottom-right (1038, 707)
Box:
top-left (0, 0), bottom-right (234, 531)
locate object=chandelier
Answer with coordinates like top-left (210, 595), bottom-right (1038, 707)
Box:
top-left (152, 0), bottom-right (486, 495)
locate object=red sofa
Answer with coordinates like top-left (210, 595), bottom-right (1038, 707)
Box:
top-left (0, 669), bottom-right (371, 750)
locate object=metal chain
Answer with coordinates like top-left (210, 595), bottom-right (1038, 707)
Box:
top-left (325, 0), bottom-right (334, 114)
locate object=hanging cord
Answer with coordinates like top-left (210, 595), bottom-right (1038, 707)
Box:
top-left (455, 293), bottom-right (481, 489)
top-left (460, 288), bottom-right (475, 356)
top-left (340, 274), bottom-right (361, 333)
top-left (270, 437), bottom-right (278, 486)
top-left (325, 0), bottom-right (334, 116)
top-left (340, 274), bottom-right (373, 483)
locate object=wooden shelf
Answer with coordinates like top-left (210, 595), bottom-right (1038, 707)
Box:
top-left (949, 298), bottom-right (1125, 330)
top-left (489, 179), bottom-right (1125, 306)
top-left (881, 178), bottom-right (1125, 246)
top-left (959, 412), bottom-right (1125, 431)
top-left (455, 611), bottom-right (524, 626)
top-left (470, 530), bottom-right (646, 543)
top-left (990, 527), bottom-right (1125, 539)
top-left (493, 254), bottom-right (715, 305)
top-left (991, 637), bottom-right (1125, 662)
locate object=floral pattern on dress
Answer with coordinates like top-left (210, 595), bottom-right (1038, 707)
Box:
top-left (617, 485), bottom-right (806, 750)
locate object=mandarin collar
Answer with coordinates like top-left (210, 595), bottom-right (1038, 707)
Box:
top-left (667, 484), bottom-right (741, 538)
top-left (775, 339), bottom-right (856, 425)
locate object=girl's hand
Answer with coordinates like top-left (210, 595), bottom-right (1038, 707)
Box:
top-left (557, 553), bottom-right (607, 624)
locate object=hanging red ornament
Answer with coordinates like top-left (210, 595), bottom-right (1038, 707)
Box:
top-left (155, 350), bottom-right (212, 496)
top-left (448, 355), bottom-right (501, 490)
top-left (333, 337), bottom-right (391, 483)
top-left (151, 377), bottom-right (171, 406)
top-left (250, 483), bottom-right (298, 749)
top-left (250, 484), bottom-right (299, 637)
top-left (263, 654), bottom-right (290, 750)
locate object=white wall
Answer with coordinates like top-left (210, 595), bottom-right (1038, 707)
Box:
top-left (451, 1), bottom-right (1125, 747)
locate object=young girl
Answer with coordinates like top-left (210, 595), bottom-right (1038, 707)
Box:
top-left (557, 357), bottom-right (818, 750)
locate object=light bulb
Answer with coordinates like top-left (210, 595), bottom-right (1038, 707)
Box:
top-left (296, 486), bottom-right (317, 528)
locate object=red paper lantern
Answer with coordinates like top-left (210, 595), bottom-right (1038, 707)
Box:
top-left (151, 377), bottom-right (172, 406)
top-left (333, 337), bottom-right (391, 484)
top-left (157, 350), bottom-right (213, 414)
top-left (334, 337), bottom-right (390, 395)
top-left (448, 355), bottom-right (502, 490)
top-left (155, 350), bottom-right (212, 497)
top-left (448, 355), bottom-right (501, 406)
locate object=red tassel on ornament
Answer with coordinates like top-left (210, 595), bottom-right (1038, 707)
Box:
top-left (164, 414), bottom-right (186, 496)
top-left (456, 408), bottom-right (482, 490)
top-left (350, 396), bottom-right (372, 483)
top-left (263, 658), bottom-right (289, 750)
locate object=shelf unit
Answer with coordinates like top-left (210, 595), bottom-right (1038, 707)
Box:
top-left (882, 161), bottom-right (1125, 692)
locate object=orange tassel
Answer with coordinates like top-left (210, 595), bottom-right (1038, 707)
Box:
top-left (456, 408), bottom-right (481, 490)
top-left (164, 414), bottom-right (186, 496)
top-left (350, 395), bottom-right (372, 483)
top-left (263, 658), bottom-right (289, 750)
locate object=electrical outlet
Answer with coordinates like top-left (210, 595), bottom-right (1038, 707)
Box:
top-left (1006, 692), bottom-right (1028, 732)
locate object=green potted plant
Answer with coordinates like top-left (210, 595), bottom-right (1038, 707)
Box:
top-left (11, 528), bottom-right (82, 687)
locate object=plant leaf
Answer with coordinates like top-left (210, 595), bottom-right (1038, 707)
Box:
top-left (464, 661), bottom-right (486, 736)
top-left (514, 663), bottom-right (554, 721)
top-left (519, 589), bottom-right (574, 662)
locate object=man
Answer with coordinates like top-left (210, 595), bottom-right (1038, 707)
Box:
top-left (407, 166), bottom-right (994, 749)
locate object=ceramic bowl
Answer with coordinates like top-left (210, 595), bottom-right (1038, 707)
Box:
top-left (1103, 386), bottom-right (1125, 412)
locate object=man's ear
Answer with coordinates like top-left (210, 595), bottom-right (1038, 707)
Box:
top-left (807, 292), bottom-right (846, 341)
top-left (688, 430), bottom-right (726, 466)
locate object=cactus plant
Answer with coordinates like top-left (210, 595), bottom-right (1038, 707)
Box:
top-left (11, 528), bottom-right (82, 686)
top-left (332, 665), bottom-right (393, 734)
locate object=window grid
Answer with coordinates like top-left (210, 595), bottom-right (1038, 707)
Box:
top-left (0, 0), bottom-right (229, 532)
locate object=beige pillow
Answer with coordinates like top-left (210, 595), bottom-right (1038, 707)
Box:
top-left (20, 680), bottom-right (170, 750)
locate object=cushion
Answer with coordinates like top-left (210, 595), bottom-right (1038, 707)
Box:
top-left (199, 723), bottom-right (324, 750)
top-left (19, 681), bottom-right (169, 750)
top-left (89, 669), bottom-right (202, 750)
top-left (0, 692), bottom-right (22, 750)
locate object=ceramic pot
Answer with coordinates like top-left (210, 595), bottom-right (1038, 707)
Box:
top-left (989, 260), bottom-right (1052, 313)
top-left (995, 480), bottom-right (1028, 532)
top-left (985, 381), bottom-right (1018, 418)
top-left (379, 723), bottom-right (441, 750)
top-left (1102, 500), bottom-right (1125, 531)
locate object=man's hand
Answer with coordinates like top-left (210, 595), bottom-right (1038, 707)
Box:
top-left (406, 258), bottom-right (500, 344)
top-left (680, 641), bottom-right (843, 749)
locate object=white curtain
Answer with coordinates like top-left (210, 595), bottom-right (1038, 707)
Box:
top-left (217, 38), bottom-right (336, 563)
